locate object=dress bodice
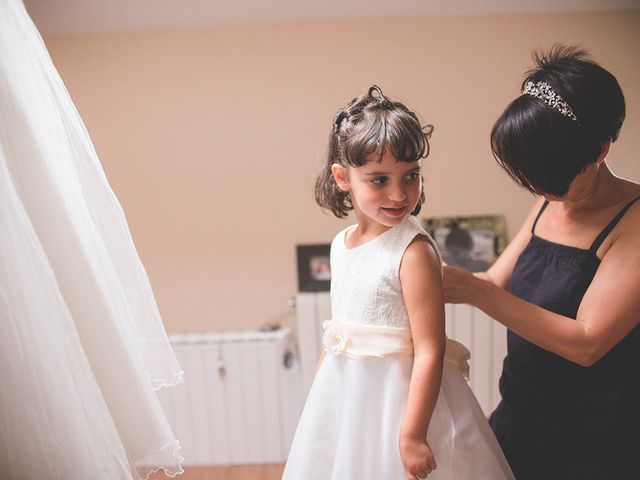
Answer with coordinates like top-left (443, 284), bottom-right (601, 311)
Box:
top-left (320, 216), bottom-right (462, 362)
top-left (329, 215), bottom-right (440, 330)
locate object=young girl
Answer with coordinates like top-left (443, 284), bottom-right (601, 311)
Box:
top-left (282, 86), bottom-right (514, 480)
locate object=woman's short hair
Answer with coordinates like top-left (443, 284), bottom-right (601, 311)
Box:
top-left (490, 45), bottom-right (626, 197)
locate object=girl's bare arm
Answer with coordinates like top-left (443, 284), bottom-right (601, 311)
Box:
top-left (398, 236), bottom-right (445, 478)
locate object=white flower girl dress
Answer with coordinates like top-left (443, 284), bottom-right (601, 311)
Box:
top-left (282, 216), bottom-right (514, 479)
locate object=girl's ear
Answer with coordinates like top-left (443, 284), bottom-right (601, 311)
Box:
top-left (331, 163), bottom-right (349, 191)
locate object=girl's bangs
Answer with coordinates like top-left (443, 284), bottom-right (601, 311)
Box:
top-left (343, 111), bottom-right (426, 166)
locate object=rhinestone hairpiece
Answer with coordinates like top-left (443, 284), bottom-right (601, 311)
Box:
top-left (522, 81), bottom-right (578, 122)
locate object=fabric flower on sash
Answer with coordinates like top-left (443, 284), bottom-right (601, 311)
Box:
top-left (322, 320), bottom-right (351, 355)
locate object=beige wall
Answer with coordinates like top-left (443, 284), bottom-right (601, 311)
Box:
top-left (43, 10), bottom-right (640, 332)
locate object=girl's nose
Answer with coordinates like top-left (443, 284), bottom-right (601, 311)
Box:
top-left (389, 185), bottom-right (407, 202)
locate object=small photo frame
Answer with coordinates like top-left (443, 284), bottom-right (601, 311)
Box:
top-left (423, 215), bottom-right (507, 272)
top-left (296, 244), bottom-right (331, 292)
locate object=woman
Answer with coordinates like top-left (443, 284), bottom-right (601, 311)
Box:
top-left (444, 45), bottom-right (639, 479)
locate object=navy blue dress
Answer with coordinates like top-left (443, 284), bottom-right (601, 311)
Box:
top-left (490, 197), bottom-right (640, 480)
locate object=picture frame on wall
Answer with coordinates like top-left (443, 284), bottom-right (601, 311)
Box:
top-left (422, 215), bottom-right (507, 272)
top-left (296, 244), bottom-right (331, 292)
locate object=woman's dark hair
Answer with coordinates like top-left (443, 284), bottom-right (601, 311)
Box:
top-left (315, 85), bottom-right (433, 218)
top-left (491, 45), bottom-right (626, 197)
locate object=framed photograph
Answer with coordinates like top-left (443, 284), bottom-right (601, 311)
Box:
top-left (296, 244), bottom-right (331, 292)
top-left (422, 215), bottom-right (507, 272)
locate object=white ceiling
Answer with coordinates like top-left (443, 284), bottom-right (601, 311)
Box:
top-left (24, 0), bottom-right (640, 36)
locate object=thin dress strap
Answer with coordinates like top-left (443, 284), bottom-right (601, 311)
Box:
top-left (531, 200), bottom-right (550, 234)
top-left (589, 196), bottom-right (640, 253)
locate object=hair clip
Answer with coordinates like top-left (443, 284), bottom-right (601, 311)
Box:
top-left (334, 110), bottom-right (350, 132)
top-left (368, 85), bottom-right (384, 99)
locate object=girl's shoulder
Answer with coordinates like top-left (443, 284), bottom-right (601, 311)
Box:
top-left (387, 215), bottom-right (424, 244)
top-left (399, 217), bottom-right (442, 266)
top-left (400, 235), bottom-right (443, 279)
top-left (382, 216), bottom-right (442, 274)
top-left (330, 223), bottom-right (355, 249)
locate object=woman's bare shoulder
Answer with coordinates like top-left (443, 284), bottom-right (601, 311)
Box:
top-left (601, 185), bottom-right (640, 257)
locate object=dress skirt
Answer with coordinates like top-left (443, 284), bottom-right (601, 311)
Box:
top-left (282, 354), bottom-right (514, 480)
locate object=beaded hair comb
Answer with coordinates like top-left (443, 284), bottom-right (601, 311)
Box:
top-left (522, 81), bottom-right (578, 122)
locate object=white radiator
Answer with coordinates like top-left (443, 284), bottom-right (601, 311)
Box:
top-left (295, 293), bottom-right (508, 416)
top-left (157, 328), bottom-right (303, 465)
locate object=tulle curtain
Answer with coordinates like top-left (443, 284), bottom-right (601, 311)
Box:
top-left (0, 0), bottom-right (184, 477)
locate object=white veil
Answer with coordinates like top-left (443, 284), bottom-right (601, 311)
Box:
top-left (0, 0), bottom-right (184, 477)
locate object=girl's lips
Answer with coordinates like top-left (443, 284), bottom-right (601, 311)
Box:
top-left (382, 206), bottom-right (407, 217)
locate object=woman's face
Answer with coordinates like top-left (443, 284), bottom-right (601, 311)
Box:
top-left (542, 161), bottom-right (603, 203)
top-left (541, 143), bottom-right (610, 202)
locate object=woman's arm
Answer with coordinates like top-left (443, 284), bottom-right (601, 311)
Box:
top-left (444, 207), bottom-right (640, 367)
top-left (476, 198), bottom-right (545, 287)
top-left (444, 197), bottom-right (541, 298)
top-left (398, 235), bottom-right (445, 479)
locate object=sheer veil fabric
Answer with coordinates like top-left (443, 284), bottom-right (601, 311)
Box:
top-left (0, 0), bottom-right (184, 478)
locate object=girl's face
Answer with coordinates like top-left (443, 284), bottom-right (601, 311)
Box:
top-left (332, 150), bottom-right (422, 229)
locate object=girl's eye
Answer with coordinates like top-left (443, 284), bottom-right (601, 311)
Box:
top-left (371, 176), bottom-right (388, 185)
top-left (405, 172), bottom-right (420, 182)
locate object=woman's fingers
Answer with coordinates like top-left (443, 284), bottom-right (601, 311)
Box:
top-left (443, 265), bottom-right (476, 304)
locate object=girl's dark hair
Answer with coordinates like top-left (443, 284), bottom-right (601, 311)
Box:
top-left (315, 85), bottom-right (433, 218)
top-left (491, 45), bottom-right (626, 197)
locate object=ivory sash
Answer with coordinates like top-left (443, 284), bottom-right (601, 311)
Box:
top-left (322, 320), bottom-right (471, 379)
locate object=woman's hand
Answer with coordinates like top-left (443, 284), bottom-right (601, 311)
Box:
top-left (399, 435), bottom-right (437, 480)
top-left (442, 265), bottom-right (484, 305)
